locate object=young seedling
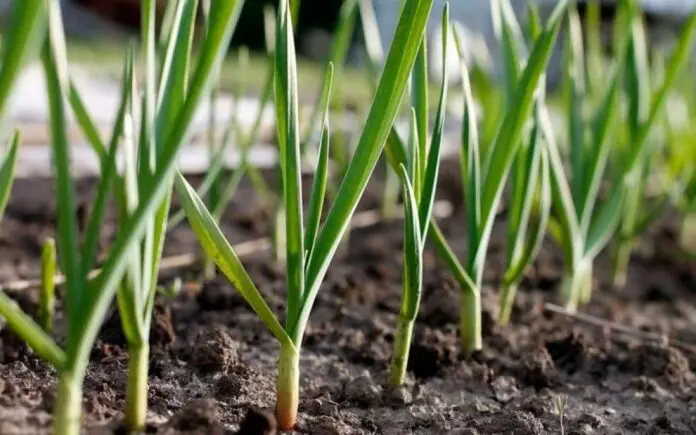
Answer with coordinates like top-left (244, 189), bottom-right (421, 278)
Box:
top-left (484, 0), bottom-right (552, 327)
top-left (554, 394), bottom-right (569, 435)
top-left (39, 237), bottom-right (57, 334)
top-left (175, 0), bottom-right (437, 428)
top-left (370, 0), bottom-right (565, 352)
top-left (414, 1), bottom-right (566, 352)
top-left (389, 5), bottom-right (450, 387)
top-left (540, 2), bottom-right (696, 311)
top-left (65, 0), bottom-right (247, 431)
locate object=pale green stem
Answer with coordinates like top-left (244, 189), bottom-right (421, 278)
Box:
top-left (125, 344), bottom-right (149, 432)
top-left (388, 316), bottom-right (414, 387)
top-left (680, 212), bottom-right (696, 253)
top-left (497, 282), bottom-right (517, 327)
top-left (276, 342), bottom-right (299, 431)
top-left (460, 288), bottom-right (482, 353)
top-left (53, 372), bottom-right (83, 435)
top-left (578, 262), bottom-right (594, 306)
top-left (611, 239), bottom-right (633, 290)
top-left (560, 261), bottom-right (592, 313)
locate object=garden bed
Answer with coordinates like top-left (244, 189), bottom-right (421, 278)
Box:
top-left (0, 159), bottom-right (694, 434)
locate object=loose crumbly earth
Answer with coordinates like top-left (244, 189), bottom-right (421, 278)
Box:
top-left (0, 160), bottom-right (695, 434)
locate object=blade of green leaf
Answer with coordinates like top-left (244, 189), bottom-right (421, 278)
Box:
top-left (174, 172), bottom-right (293, 347)
top-left (276, 0), bottom-right (305, 322)
top-left (305, 64), bottom-right (334, 264)
top-left (418, 4), bottom-right (449, 238)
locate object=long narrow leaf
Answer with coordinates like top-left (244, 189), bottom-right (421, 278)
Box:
top-left (305, 65), bottom-right (334, 264)
top-left (174, 173), bottom-right (293, 347)
top-left (418, 4), bottom-right (449, 238)
top-left (275, 0), bottom-right (305, 321)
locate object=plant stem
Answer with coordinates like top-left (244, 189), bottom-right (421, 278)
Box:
top-left (276, 342), bottom-right (299, 431)
top-left (578, 262), bottom-right (593, 306)
top-left (560, 261), bottom-right (592, 312)
top-left (460, 288), bottom-right (482, 353)
top-left (389, 315), bottom-right (414, 387)
top-left (497, 282), bottom-right (517, 326)
top-left (680, 212), bottom-right (696, 253)
top-left (125, 344), bottom-right (149, 432)
top-left (53, 372), bottom-right (83, 435)
top-left (611, 239), bottom-right (632, 290)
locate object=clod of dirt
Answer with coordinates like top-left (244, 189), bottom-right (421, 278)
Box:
top-left (159, 398), bottom-right (227, 434)
top-left (342, 372), bottom-right (382, 407)
top-left (626, 344), bottom-right (692, 386)
top-left (234, 408), bottom-right (276, 435)
top-left (518, 345), bottom-right (556, 388)
top-left (190, 326), bottom-right (239, 374)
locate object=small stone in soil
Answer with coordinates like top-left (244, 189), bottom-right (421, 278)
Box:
top-left (235, 408), bottom-right (277, 435)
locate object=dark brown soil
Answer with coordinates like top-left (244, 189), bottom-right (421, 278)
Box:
top-left (1, 160), bottom-right (696, 434)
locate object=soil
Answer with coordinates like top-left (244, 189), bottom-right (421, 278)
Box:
top-left (1, 159), bottom-right (695, 434)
